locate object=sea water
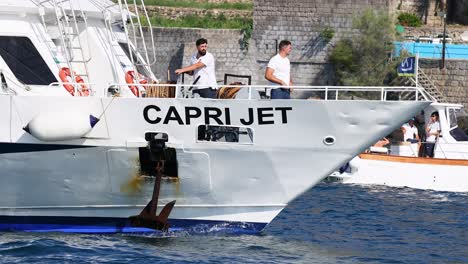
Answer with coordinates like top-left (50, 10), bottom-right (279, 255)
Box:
top-left (1, 182), bottom-right (467, 263)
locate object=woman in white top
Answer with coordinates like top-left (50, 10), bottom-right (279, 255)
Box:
top-left (424, 111), bottom-right (441, 157)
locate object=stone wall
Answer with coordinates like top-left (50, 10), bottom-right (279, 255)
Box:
top-left (451, 0), bottom-right (468, 25)
top-left (391, 0), bottom-right (438, 26)
top-left (392, 0), bottom-right (468, 26)
top-left (205, 0), bottom-right (251, 3)
top-left (141, 27), bottom-right (257, 85)
top-left (419, 59), bottom-right (468, 109)
top-left (252, 0), bottom-right (393, 85)
top-left (141, 0), bottom-right (468, 103)
top-left (402, 26), bottom-right (468, 43)
top-left (132, 6), bottom-right (251, 20)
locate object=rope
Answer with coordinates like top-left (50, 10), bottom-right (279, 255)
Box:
top-left (145, 83), bottom-right (176, 98)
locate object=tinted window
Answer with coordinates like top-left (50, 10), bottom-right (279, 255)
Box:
top-left (448, 108), bottom-right (458, 129)
top-left (0, 36), bottom-right (56, 85)
top-left (197, 125), bottom-right (254, 144)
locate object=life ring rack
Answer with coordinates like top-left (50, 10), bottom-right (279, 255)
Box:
top-left (58, 67), bottom-right (90, 96)
top-left (125, 70), bottom-right (148, 97)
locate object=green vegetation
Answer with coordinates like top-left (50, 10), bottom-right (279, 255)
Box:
top-left (397, 12), bottom-right (422, 27)
top-left (141, 13), bottom-right (252, 30)
top-left (320, 27), bottom-right (335, 43)
top-left (330, 9), bottom-right (400, 86)
top-left (241, 21), bottom-right (253, 50)
top-left (121, 0), bottom-right (253, 10)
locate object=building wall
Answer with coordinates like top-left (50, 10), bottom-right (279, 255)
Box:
top-left (142, 0), bottom-right (468, 108)
top-left (393, 0), bottom-right (468, 26)
top-left (142, 27), bottom-right (256, 85)
top-left (419, 59), bottom-right (468, 109)
top-left (252, 0), bottom-right (393, 85)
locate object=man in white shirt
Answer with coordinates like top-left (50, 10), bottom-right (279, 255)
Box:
top-left (265, 40), bottom-right (293, 99)
top-left (401, 118), bottom-right (420, 143)
top-left (425, 111), bottom-right (441, 157)
top-left (175, 38), bottom-right (217, 98)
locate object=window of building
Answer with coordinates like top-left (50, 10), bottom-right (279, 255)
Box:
top-left (0, 36), bottom-right (57, 85)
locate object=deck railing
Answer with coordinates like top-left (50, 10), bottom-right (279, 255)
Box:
top-left (103, 83), bottom-right (433, 102)
top-left (44, 82), bottom-right (433, 102)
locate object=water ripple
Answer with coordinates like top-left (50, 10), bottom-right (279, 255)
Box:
top-left (1, 182), bottom-right (467, 263)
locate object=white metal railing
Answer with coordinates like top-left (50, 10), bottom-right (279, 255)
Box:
top-left (116, 0), bottom-right (157, 80)
top-left (388, 141), bottom-right (468, 159)
top-left (101, 83), bottom-right (432, 101)
top-left (48, 82), bottom-right (95, 96)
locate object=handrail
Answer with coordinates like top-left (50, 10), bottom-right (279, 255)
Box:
top-left (48, 81), bottom-right (95, 96)
top-left (390, 141), bottom-right (468, 158)
top-left (104, 83), bottom-right (432, 101)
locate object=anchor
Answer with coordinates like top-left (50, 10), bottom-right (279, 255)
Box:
top-left (129, 133), bottom-right (176, 232)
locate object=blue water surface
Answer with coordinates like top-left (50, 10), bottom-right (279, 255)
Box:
top-left (1, 182), bottom-right (467, 263)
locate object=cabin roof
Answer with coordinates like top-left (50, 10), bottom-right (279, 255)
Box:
top-left (0, 0), bottom-right (121, 19)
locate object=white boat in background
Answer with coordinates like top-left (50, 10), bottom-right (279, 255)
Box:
top-left (329, 103), bottom-right (468, 192)
top-left (0, 0), bottom-right (430, 234)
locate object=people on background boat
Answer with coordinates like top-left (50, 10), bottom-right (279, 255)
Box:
top-left (401, 118), bottom-right (420, 143)
top-left (373, 137), bottom-right (390, 148)
top-left (265, 40), bottom-right (293, 99)
top-left (175, 38), bottom-right (217, 98)
top-left (424, 111), bottom-right (441, 158)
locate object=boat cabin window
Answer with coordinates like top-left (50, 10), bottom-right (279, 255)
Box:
top-left (448, 108), bottom-right (468, 141)
top-left (197, 125), bottom-right (254, 144)
top-left (0, 36), bottom-right (57, 85)
top-left (118, 42), bottom-right (150, 78)
top-left (447, 108), bottom-right (459, 130)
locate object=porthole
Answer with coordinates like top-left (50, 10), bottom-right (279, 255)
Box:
top-left (323, 136), bottom-right (336, 146)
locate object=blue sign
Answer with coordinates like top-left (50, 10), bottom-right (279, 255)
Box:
top-left (397, 57), bottom-right (416, 76)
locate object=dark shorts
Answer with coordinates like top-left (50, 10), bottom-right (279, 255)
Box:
top-left (271, 88), bottom-right (290, 99)
top-left (193, 88), bottom-right (217, 98)
top-left (424, 142), bottom-right (436, 157)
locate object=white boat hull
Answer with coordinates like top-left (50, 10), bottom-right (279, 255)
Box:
top-left (0, 95), bottom-right (429, 233)
top-left (330, 155), bottom-right (468, 192)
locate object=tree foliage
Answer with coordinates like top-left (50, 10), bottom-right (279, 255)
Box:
top-left (330, 9), bottom-right (400, 86)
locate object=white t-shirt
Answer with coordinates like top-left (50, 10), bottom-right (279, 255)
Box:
top-left (190, 52), bottom-right (217, 89)
top-left (402, 123), bottom-right (419, 141)
top-left (267, 54), bottom-right (290, 86)
top-left (426, 121), bottom-right (440, 142)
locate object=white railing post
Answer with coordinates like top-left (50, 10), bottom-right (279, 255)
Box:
top-left (325, 86), bottom-right (328, 100)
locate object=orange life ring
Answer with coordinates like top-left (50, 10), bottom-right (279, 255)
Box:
top-left (125, 70), bottom-right (148, 97)
top-left (59, 67), bottom-right (89, 96)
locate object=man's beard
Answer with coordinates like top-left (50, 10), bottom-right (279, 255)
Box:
top-left (198, 50), bottom-right (206, 56)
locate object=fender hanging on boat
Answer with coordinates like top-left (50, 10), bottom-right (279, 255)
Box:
top-left (23, 112), bottom-right (99, 141)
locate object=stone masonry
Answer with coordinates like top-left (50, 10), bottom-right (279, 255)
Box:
top-left (252, 0), bottom-right (394, 85)
top-left (142, 27), bottom-right (257, 85)
top-left (419, 59), bottom-right (468, 109)
top-left (142, 0), bottom-right (468, 106)
top-left (131, 6), bottom-right (251, 20)
top-left (391, 0), bottom-right (468, 26)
